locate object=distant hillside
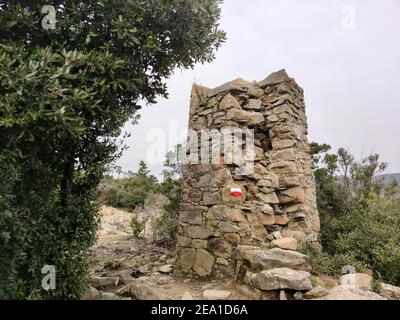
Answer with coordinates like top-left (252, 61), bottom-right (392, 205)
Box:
top-left (374, 173), bottom-right (400, 185)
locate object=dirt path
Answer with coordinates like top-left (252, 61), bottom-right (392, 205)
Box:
top-left (88, 207), bottom-right (245, 300)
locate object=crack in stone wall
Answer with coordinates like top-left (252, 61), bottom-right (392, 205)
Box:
top-left (175, 70), bottom-right (320, 279)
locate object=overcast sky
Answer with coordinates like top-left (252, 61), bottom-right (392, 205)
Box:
top-left (117, 0), bottom-right (400, 177)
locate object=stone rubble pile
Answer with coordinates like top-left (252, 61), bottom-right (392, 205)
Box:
top-left (234, 245), bottom-right (313, 299)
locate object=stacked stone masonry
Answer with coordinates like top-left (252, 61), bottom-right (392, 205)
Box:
top-left (175, 70), bottom-right (320, 281)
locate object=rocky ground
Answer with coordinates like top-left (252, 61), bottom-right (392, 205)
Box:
top-left (85, 206), bottom-right (245, 300)
top-left (82, 206), bottom-right (400, 301)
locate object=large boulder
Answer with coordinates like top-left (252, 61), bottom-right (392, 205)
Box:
top-left (318, 285), bottom-right (385, 300)
top-left (252, 268), bottom-right (312, 291)
top-left (239, 248), bottom-right (311, 272)
top-left (380, 283), bottom-right (400, 300)
top-left (90, 276), bottom-right (119, 289)
top-left (117, 282), bottom-right (160, 300)
top-left (304, 286), bottom-right (329, 299)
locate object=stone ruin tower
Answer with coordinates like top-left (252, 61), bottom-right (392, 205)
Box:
top-left (175, 70), bottom-right (320, 284)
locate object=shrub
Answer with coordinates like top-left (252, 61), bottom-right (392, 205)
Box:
top-left (153, 145), bottom-right (183, 241)
top-left (310, 143), bottom-right (400, 286)
top-left (130, 215), bottom-right (144, 237)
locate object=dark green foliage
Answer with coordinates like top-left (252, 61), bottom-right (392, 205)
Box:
top-left (310, 142), bottom-right (400, 285)
top-left (0, 1), bottom-right (225, 299)
top-left (98, 161), bottom-right (158, 211)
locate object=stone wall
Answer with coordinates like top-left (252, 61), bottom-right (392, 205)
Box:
top-left (175, 70), bottom-right (320, 279)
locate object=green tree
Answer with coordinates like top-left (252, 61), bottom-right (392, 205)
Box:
top-left (308, 142), bottom-right (400, 285)
top-left (0, 1), bottom-right (225, 299)
top-left (154, 144), bottom-right (183, 240)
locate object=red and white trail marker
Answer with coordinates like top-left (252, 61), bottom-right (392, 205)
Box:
top-left (229, 187), bottom-right (242, 197)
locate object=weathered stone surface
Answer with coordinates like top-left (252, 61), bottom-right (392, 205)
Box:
top-left (99, 292), bottom-right (122, 300)
top-left (318, 285), bottom-right (385, 300)
top-left (219, 93), bottom-right (241, 110)
top-left (208, 78), bottom-right (250, 97)
top-left (252, 268), bottom-right (312, 291)
top-left (192, 239), bottom-right (208, 249)
top-left (203, 192), bottom-right (221, 206)
top-left (235, 284), bottom-right (265, 300)
top-left (257, 212), bottom-right (275, 225)
top-left (245, 99), bottom-right (262, 110)
top-left (282, 230), bottom-right (307, 242)
top-left (271, 237), bottom-right (298, 250)
top-left (188, 226), bottom-right (211, 239)
top-left (218, 222), bottom-right (240, 233)
top-left (259, 69), bottom-right (290, 88)
top-left (259, 204), bottom-right (274, 214)
top-left (179, 248), bottom-right (196, 270)
top-left (223, 207), bottom-right (246, 222)
top-left (269, 161), bottom-right (298, 175)
top-left (159, 264), bottom-right (173, 274)
top-left (117, 270), bottom-right (136, 285)
top-left (181, 291), bottom-right (194, 300)
top-left (256, 180), bottom-right (272, 188)
top-left (250, 223), bottom-right (268, 240)
top-left (274, 214), bottom-right (289, 226)
top-left (247, 86), bottom-right (264, 98)
top-left (176, 236), bottom-right (192, 248)
top-left (208, 238), bottom-right (232, 258)
top-left (280, 175), bottom-right (301, 187)
top-left (304, 286), bottom-right (329, 299)
top-left (271, 148), bottom-right (295, 162)
top-left (198, 169), bottom-right (232, 188)
top-left (234, 245), bottom-right (260, 260)
top-left (256, 192), bottom-right (279, 204)
top-left (216, 257), bottom-right (229, 266)
top-left (191, 85), bottom-right (210, 109)
top-left (380, 283), bottom-right (400, 300)
top-left (272, 139), bottom-right (297, 150)
top-left (272, 231), bottom-right (283, 239)
top-left (240, 248), bottom-right (311, 272)
top-left (224, 233), bottom-right (240, 245)
top-left (81, 286), bottom-right (101, 300)
top-left (91, 276), bottom-right (119, 289)
top-left (115, 282), bottom-right (159, 300)
top-left (193, 249), bottom-right (215, 276)
top-left (180, 211), bottom-right (203, 225)
top-left (227, 108), bottom-right (264, 126)
top-left (203, 289), bottom-right (232, 300)
top-left (340, 273), bottom-right (372, 291)
top-left (279, 187), bottom-right (305, 204)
